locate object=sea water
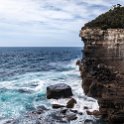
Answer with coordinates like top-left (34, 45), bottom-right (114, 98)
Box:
top-left (0, 47), bottom-right (99, 123)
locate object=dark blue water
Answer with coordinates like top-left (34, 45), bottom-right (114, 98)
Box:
top-left (0, 47), bottom-right (98, 123)
top-left (0, 47), bottom-right (81, 81)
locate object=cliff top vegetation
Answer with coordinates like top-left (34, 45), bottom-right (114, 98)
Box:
top-left (83, 4), bottom-right (124, 30)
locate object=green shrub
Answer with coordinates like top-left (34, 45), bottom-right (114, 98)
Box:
top-left (83, 5), bottom-right (124, 29)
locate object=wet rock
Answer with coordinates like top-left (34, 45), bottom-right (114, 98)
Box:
top-left (36, 105), bottom-right (49, 114)
top-left (60, 109), bottom-right (68, 114)
top-left (87, 110), bottom-right (101, 117)
top-left (70, 109), bottom-right (78, 113)
top-left (7, 107), bottom-right (80, 124)
top-left (47, 83), bottom-right (73, 99)
top-left (70, 110), bottom-right (83, 115)
top-left (66, 98), bottom-right (77, 108)
top-left (18, 89), bottom-right (32, 93)
top-left (87, 111), bottom-right (92, 115)
top-left (84, 119), bottom-right (94, 124)
top-left (50, 109), bottom-right (78, 122)
top-left (36, 105), bottom-right (49, 111)
top-left (3, 119), bottom-right (17, 124)
top-left (66, 112), bottom-right (77, 121)
top-left (76, 60), bottom-right (81, 65)
top-left (78, 112), bottom-right (83, 115)
top-left (84, 106), bottom-right (89, 109)
top-left (52, 104), bottom-right (65, 109)
top-left (28, 105), bottom-right (49, 116)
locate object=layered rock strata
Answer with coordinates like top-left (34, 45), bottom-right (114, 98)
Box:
top-left (79, 28), bottom-right (124, 123)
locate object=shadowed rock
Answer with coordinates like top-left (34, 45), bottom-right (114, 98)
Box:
top-left (52, 104), bottom-right (65, 109)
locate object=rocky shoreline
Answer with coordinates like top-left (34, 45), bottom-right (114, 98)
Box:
top-left (79, 27), bottom-right (124, 123)
top-left (3, 83), bottom-right (100, 124)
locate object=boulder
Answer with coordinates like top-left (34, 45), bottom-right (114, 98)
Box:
top-left (66, 98), bottom-right (77, 108)
top-left (47, 83), bottom-right (73, 99)
top-left (76, 60), bottom-right (81, 65)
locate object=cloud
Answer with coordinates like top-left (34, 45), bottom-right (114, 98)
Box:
top-left (0, 0), bottom-right (124, 46)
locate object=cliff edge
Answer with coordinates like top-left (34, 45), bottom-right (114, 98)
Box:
top-left (79, 5), bottom-right (124, 123)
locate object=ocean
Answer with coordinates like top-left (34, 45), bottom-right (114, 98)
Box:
top-left (0, 47), bottom-right (99, 123)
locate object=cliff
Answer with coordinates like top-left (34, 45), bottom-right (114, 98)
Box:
top-left (79, 6), bottom-right (124, 124)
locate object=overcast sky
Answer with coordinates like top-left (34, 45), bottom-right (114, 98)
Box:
top-left (0, 0), bottom-right (124, 47)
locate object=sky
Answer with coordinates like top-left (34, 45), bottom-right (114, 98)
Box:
top-left (0, 0), bottom-right (124, 47)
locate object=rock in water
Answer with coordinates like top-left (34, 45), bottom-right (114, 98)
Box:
top-left (66, 98), bottom-right (77, 108)
top-left (52, 104), bottom-right (65, 109)
top-left (66, 113), bottom-right (77, 121)
top-left (47, 83), bottom-right (73, 99)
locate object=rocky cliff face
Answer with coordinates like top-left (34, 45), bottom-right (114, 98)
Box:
top-left (79, 28), bottom-right (124, 123)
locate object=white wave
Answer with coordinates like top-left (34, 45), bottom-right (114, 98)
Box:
top-left (0, 76), bottom-right (46, 94)
top-left (34, 80), bottom-right (46, 92)
top-left (67, 58), bottom-right (81, 68)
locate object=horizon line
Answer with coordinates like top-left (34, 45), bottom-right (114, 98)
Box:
top-left (0, 46), bottom-right (82, 48)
